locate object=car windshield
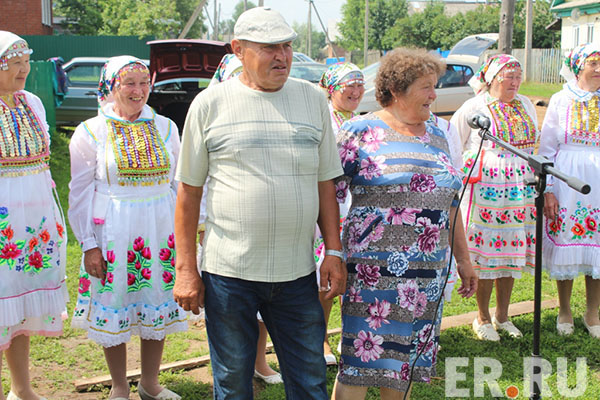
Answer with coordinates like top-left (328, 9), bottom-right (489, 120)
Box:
top-left (289, 63), bottom-right (328, 83)
top-left (362, 62), bottom-right (380, 90)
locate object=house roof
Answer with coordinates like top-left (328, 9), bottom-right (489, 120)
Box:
top-left (551, 0), bottom-right (600, 16)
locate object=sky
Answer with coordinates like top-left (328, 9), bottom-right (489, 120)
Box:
top-left (212, 0), bottom-right (345, 27)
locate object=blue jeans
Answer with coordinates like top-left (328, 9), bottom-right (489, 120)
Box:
top-left (203, 271), bottom-right (327, 400)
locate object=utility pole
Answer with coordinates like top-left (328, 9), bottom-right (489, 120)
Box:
top-left (498, 0), bottom-right (516, 54)
top-left (258, 0), bottom-right (264, 6)
top-left (524, 0), bottom-right (533, 81)
top-left (244, 0), bottom-right (247, 11)
top-left (213, 0), bottom-right (218, 40)
top-left (364, 0), bottom-right (369, 67)
top-left (179, 0), bottom-right (208, 39)
top-left (307, 0), bottom-right (312, 58)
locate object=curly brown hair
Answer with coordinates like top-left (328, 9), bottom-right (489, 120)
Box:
top-left (375, 48), bottom-right (446, 108)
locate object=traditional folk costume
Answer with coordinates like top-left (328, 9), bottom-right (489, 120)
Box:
top-left (540, 44), bottom-right (600, 279)
top-left (0, 32), bottom-right (67, 350)
top-left (451, 55), bottom-right (538, 280)
top-left (69, 56), bottom-right (186, 347)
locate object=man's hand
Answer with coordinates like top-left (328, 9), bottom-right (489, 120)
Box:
top-left (456, 261), bottom-right (478, 298)
top-left (173, 269), bottom-right (205, 313)
top-left (544, 192), bottom-right (559, 221)
top-left (319, 255), bottom-right (347, 300)
top-left (84, 247), bottom-right (106, 279)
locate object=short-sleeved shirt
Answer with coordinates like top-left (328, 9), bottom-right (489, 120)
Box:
top-left (176, 77), bottom-right (343, 282)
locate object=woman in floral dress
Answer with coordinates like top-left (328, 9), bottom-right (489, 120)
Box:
top-left (69, 56), bottom-right (186, 400)
top-left (0, 31), bottom-right (67, 400)
top-left (540, 43), bottom-right (600, 338)
top-left (451, 54), bottom-right (538, 342)
top-left (332, 48), bottom-right (477, 399)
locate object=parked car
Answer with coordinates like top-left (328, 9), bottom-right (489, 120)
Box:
top-left (289, 61), bottom-right (328, 84)
top-left (147, 39), bottom-right (231, 130)
top-left (355, 33), bottom-right (499, 115)
top-left (292, 52), bottom-right (316, 63)
top-left (55, 39), bottom-right (231, 129)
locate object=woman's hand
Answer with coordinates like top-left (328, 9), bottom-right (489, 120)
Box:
top-left (84, 247), bottom-right (107, 279)
top-left (544, 192), bottom-right (559, 221)
top-left (456, 261), bottom-right (478, 298)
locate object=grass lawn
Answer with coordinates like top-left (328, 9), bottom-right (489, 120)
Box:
top-left (5, 127), bottom-right (600, 399)
top-left (519, 81), bottom-right (563, 99)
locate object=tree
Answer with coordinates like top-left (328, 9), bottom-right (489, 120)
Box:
top-left (292, 23), bottom-right (326, 58)
top-left (54, 0), bottom-right (103, 35)
top-left (338, 0), bottom-right (408, 52)
top-left (220, 0), bottom-right (256, 39)
top-left (55, 0), bottom-right (206, 39)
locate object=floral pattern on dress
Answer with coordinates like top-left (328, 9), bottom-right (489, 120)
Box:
top-left (99, 243), bottom-right (116, 293)
top-left (158, 233), bottom-right (176, 291)
top-left (126, 236), bottom-right (153, 293)
top-left (0, 208), bottom-right (62, 273)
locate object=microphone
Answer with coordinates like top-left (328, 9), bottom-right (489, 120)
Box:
top-left (468, 113), bottom-right (491, 130)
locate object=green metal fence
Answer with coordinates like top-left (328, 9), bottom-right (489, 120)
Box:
top-left (25, 61), bottom-right (57, 129)
top-left (22, 35), bottom-right (154, 62)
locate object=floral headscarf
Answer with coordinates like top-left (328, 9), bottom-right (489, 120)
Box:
top-left (560, 43), bottom-right (600, 82)
top-left (468, 54), bottom-right (521, 94)
top-left (319, 62), bottom-right (365, 95)
top-left (0, 31), bottom-right (33, 71)
top-left (97, 55), bottom-right (149, 110)
top-left (209, 53), bottom-right (243, 86)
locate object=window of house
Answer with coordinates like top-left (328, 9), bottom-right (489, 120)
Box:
top-left (588, 24), bottom-right (594, 43)
top-left (41, 0), bottom-right (52, 26)
top-left (573, 25), bottom-right (580, 48)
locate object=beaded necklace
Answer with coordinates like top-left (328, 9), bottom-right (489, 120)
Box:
top-left (331, 108), bottom-right (355, 130)
top-left (566, 96), bottom-right (600, 147)
top-left (106, 117), bottom-right (170, 186)
top-left (0, 93), bottom-right (49, 177)
top-left (487, 99), bottom-right (536, 149)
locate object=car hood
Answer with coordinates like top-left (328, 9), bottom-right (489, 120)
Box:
top-left (147, 39), bottom-right (232, 84)
top-left (448, 33), bottom-right (498, 64)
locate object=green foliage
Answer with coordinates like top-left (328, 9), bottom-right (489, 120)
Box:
top-left (54, 0), bottom-right (104, 35)
top-left (54, 0), bottom-right (206, 39)
top-left (344, 0), bottom-right (558, 52)
top-left (338, 0), bottom-right (409, 52)
top-left (292, 23), bottom-right (326, 59)
top-left (219, 1), bottom-right (257, 40)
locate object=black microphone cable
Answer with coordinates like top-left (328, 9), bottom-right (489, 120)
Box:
top-left (402, 126), bottom-right (487, 400)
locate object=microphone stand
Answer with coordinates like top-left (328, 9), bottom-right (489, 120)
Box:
top-left (476, 127), bottom-right (590, 400)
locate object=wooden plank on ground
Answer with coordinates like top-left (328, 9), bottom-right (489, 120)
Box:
top-left (74, 299), bottom-right (559, 391)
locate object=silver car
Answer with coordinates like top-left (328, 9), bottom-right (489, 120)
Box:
top-left (356, 33), bottom-right (498, 115)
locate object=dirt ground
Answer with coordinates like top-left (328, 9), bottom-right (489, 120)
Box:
top-left (27, 96), bottom-right (550, 400)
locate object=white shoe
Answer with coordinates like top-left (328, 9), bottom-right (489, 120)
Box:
top-left (137, 382), bottom-right (181, 400)
top-left (7, 392), bottom-right (47, 400)
top-left (556, 316), bottom-right (574, 336)
top-left (472, 318), bottom-right (500, 341)
top-left (254, 369), bottom-right (283, 385)
top-left (324, 353), bottom-right (337, 366)
top-left (492, 316), bottom-right (523, 338)
top-left (583, 318), bottom-right (600, 339)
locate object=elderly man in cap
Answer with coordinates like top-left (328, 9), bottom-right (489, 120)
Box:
top-left (173, 6), bottom-right (346, 399)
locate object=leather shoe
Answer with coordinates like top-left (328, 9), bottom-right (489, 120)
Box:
top-left (583, 318), bottom-right (600, 339)
top-left (472, 318), bottom-right (500, 341)
top-left (137, 382), bottom-right (181, 400)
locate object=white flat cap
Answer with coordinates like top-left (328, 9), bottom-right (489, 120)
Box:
top-left (234, 7), bottom-right (297, 44)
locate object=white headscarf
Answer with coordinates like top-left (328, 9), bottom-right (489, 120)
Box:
top-left (559, 43), bottom-right (600, 82)
top-left (97, 55), bottom-right (149, 112)
top-left (0, 31), bottom-right (33, 70)
top-left (468, 54), bottom-right (521, 95)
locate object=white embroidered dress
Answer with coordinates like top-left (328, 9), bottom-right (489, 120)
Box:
top-left (539, 81), bottom-right (600, 279)
top-left (0, 90), bottom-right (67, 350)
top-left (69, 104), bottom-right (187, 347)
top-left (451, 93), bottom-right (538, 279)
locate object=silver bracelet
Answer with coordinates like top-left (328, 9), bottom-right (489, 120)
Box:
top-left (325, 249), bottom-right (344, 260)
